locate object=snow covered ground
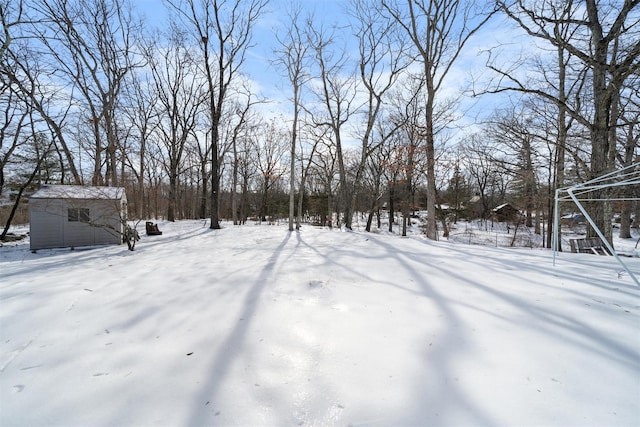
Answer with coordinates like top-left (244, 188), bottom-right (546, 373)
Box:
top-left (1, 220), bottom-right (639, 426)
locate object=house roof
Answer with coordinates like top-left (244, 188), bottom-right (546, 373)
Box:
top-left (493, 203), bottom-right (516, 212)
top-left (30, 185), bottom-right (125, 200)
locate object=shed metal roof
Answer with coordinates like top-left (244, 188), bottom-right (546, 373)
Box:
top-left (30, 185), bottom-right (125, 200)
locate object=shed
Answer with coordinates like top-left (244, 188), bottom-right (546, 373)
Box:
top-left (29, 185), bottom-right (127, 250)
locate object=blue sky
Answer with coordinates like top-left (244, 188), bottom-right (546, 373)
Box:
top-left (135, 0), bottom-right (353, 104)
top-left (133, 0), bottom-right (520, 140)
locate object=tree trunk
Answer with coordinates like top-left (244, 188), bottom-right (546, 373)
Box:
top-left (365, 182), bottom-right (382, 233)
top-left (402, 212), bottom-right (408, 237)
top-left (618, 113), bottom-right (637, 239)
top-left (199, 161), bottom-right (208, 219)
top-left (388, 184), bottom-right (395, 233)
top-left (588, 46), bottom-right (613, 244)
top-left (289, 94), bottom-right (298, 231)
top-left (2, 141), bottom-right (52, 240)
top-left (620, 200), bottom-right (632, 239)
top-left (232, 139), bottom-right (239, 225)
top-left (549, 36), bottom-right (568, 250)
top-left (1, 186), bottom-right (26, 241)
top-left (424, 96), bottom-right (437, 240)
top-left (168, 174), bottom-right (177, 221)
top-left (365, 209), bottom-right (375, 232)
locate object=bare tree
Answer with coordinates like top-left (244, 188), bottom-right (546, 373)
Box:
top-left (616, 83), bottom-right (640, 238)
top-left (348, 0), bottom-right (408, 231)
top-left (363, 136), bottom-right (388, 232)
top-left (549, 4), bottom-right (579, 248)
top-left (491, 0), bottom-right (640, 244)
top-left (274, 4), bottom-right (311, 231)
top-left (0, 86), bottom-right (28, 196)
top-left (306, 19), bottom-right (358, 229)
top-left (255, 118), bottom-right (287, 222)
top-left (27, 0), bottom-right (143, 186)
top-left (461, 133), bottom-right (504, 219)
top-left (166, 0), bottom-right (268, 229)
top-left (122, 68), bottom-right (159, 219)
top-left (192, 123), bottom-right (212, 220)
top-left (227, 86), bottom-right (260, 225)
top-left (1, 125), bottom-right (54, 240)
top-left (392, 84), bottom-right (430, 237)
top-left (292, 120), bottom-right (327, 229)
top-left (236, 123), bottom-right (259, 224)
top-left (1, 41), bottom-right (81, 184)
top-left (382, 0), bottom-right (495, 240)
top-left (484, 105), bottom-right (543, 228)
top-left (1, 0), bottom-right (24, 57)
top-left (310, 134), bottom-right (338, 227)
top-left (382, 129), bottom-right (404, 233)
top-left (146, 28), bottom-right (205, 221)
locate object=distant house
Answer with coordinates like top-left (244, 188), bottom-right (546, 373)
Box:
top-left (561, 213), bottom-right (584, 226)
top-left (464, 194), bottom-right (481, 219)
top-left (492, 203), bottom-right (520, 223)
top-left (29, 185), bottom-right (127, 250)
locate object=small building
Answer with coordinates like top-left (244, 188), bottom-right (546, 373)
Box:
top-left (561, 213), bottom-right (584, 226)
top-left (29, 185), bottom-right (127, 250)
top-left (492, 203), bottom-right (520, 223)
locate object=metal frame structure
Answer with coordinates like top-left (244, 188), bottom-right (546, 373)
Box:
top-left (553, 162), bottom-right (640, 287)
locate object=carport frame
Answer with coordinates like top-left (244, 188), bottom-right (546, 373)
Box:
top-left (553, 162), bottom-right (640, 287)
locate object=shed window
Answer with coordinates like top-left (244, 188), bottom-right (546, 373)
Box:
top-left (68, 208), bottom-right (90, 223)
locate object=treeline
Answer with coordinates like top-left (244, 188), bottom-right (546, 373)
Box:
top-left (1, 0), bottom-right (638, 246)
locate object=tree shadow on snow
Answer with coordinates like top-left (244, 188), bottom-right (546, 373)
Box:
top-left (364, 234), bottom-right (501, 426)
top-left (365, 233), bottom-right (639, 425)
top-left (185, 231), bottom-right (292, 426)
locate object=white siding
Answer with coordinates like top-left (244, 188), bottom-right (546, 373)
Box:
top-left (29, 199), bottom-right (64, 250)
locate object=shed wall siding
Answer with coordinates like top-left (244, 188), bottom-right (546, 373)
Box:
top-left (86, 199), bottom-right (122, 245)
top-left (30, 199), bottom-right (65, 250)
